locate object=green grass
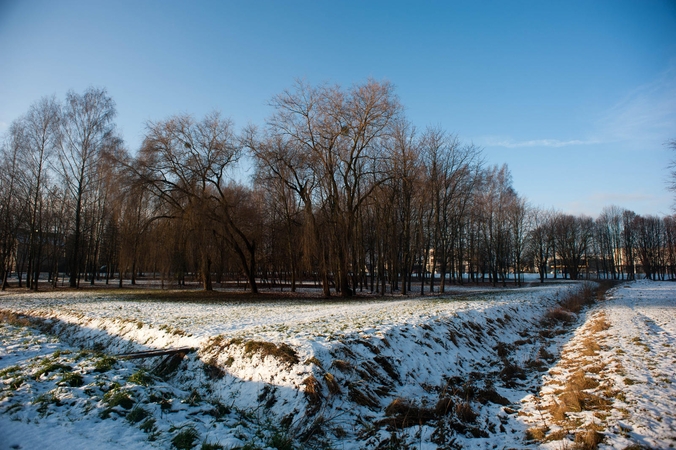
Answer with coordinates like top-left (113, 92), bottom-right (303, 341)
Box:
top-left (172, 427), bottom-right (199, 449)
top-left (94, 356), bottom-right (117, 372)
top-left (103, 389), bottom-right (134, 409)
top-left (128, 369), bottom-right (154, 386)
top-left (201, 443), bottom-right (225, 450)
top-left (126, 405), bottom-right (150, 424)
top-left (0, 365), bottom-right (21, 378)
top-left (140, 417), bottom-right (157, 432)
top-left (33, 392), bottom-right (63, 414)
top-left (59, 371), bottom-right (84, 387)
top-left (33, 362), bottom-right (72, 380)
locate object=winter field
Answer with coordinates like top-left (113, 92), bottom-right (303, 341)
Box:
top-left (0, 280), bottom-right (674, 449)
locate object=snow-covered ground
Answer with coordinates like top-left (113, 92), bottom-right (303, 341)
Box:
top-left (519, 279), bottom-right (676, 449)
top-left (0, 280), bottom-right (673, 449)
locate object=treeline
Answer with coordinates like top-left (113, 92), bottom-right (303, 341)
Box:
top-left (1, 81), bottom-right (674, 296)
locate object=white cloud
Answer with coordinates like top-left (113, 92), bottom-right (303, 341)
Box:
top-left (480, 64), bottom-right (676, 151)
top-left (598, 65), bottom-right (676, 143)
top-left (480, 137), bottom-right (601, 148)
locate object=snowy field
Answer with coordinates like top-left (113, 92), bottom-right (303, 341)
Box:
top-left (0, 280), bottom-right (673, 449)
top-left (519, 280), bottom-right (676, 449)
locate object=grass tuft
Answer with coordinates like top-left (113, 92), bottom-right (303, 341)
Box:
top-left (126, 405), bottom-right (150, 423)
top-left (172, 426), bottom-right (199, 450)
top-left (128, 369), bottom-right (154, 386)
top-left (348, 384), bottom-right (379, 409)
top-left (454, 401), bottom-right (477, 423)
top-left (243, 341), bottom-right (299, 366)
top-left (59, 371), bottom-right (84, 387)
top-left (140, 417), bottom-right (156, 433)
top-left (103, 389), bottom-right (134, 410)
top-left (0, 310), bottom-right (32, 327)
top-left (383, 397), bottom-right (436, 428)
top-left (304, 356), bottom-right (323, 369)
top-left (331, 359), bottom-right (352, 373)
top-left (526, 426), bottom-right (548, 441)
top-left (574, 422), bottom-right (604, 449)
top-left (323, 372), bottom-right (341, 395)
top-left (94, 356), bottom-right (117, 373)
top-left (33, 362), bottom-right (71, 380)
top-left (302, 375), bottom-right (323, 414)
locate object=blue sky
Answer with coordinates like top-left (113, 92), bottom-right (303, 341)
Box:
top-left (1, 0), bottom-right (675, 216)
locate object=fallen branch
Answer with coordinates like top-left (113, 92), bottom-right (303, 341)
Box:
top-left (115, 347), bottom-right (196, 360)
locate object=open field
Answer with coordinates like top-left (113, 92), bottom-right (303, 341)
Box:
top-left (0, 280), bottom-right (674, 449)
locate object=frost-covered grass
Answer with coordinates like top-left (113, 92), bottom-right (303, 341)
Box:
top-left (1, 280), bottom-right (672, 449)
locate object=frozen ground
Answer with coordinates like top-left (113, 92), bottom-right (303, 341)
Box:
top-left (0, 280), bottom-right (673, 449)
top-left (519, 279), bottom-right (676, 449)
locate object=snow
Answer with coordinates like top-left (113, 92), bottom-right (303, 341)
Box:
top-left (518, 280), bottom-right (676, 449)
top-left (0, 280), bottom-right (674, 449)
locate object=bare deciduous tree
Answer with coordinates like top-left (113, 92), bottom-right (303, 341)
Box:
top-left (249, 79), bottom-right (401, 297)
top-left (0, 130), bottom-right (27, 289)
top-left (136, 112), bottom-right (258, 291)
top-left (12, 96), bottom-right (61, 290)
top-left (553, 213), bottom-right (594, 280)
top-left (58, 87), bottom-right (117, 287)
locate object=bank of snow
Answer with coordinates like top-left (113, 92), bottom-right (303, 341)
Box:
top-left (0, 282), bottom-right (613, 449)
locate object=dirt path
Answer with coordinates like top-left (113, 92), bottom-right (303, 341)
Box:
top-left (519, 280), bottom-right (676, 449)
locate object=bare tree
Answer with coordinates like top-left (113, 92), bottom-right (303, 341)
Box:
top-left (474, 165), bottom-right (517, 286)
top-left (622, 210), bottom-right (637, 280)
top-left (633, 215), bottom-right (665, 280)
top-left (527, 208), bottom-right (553, 283)
top-left (249, 79), bottom-right (401, 297)
top-left (595, 205), bottom-right (625, 280)
top-left (58, 87), bottom-right (117, 287)
top-left (11, 96), bottom-right (61, 290)
top-left (0, 130), bottom-right (28, 289)
top-left (387, 119), bottom-right (421, 294)
top-left (136, 112), bottom-right (257, 291)
top-left (553, 213), bottom-right (594, 280)
top-left (663, 215), bottom-right (676, 280)
top-left (508, 196), bottom-right (529, 286)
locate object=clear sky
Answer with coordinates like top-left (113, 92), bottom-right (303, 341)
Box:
top-left (1, 0), bottom-right (675, 217)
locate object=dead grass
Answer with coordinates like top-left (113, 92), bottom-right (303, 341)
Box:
top-left (573, 422), bottom-right (604, 449)
top-left (570, 370), bottom-right (600, 390)
top-left (454, 401), bottom-right (477, 423)
top-left (548, 371), bottom-right (610, 423)
top-left (302, 375), bottom-right (323, 414)
top-left (586, 364), bottom-right (603, 374)
top-left (0, 310), bottom-right (32, 327)
top-left (545, 429), bottom-right (568, 442)
top-left (382, 398), bottom-right (436, 428)
top-left (560, 283), bottom-right (596, 314)
top-left (580, 337), bottom-right (601, 357)
top-left (526, 426), bottom-right (548, 441)
top-left (548, 399), bottom-right (568, 422)
top-left (542, 283), bottom-right (598, 328)
top-left (544, 307), bottom-right (576, 325)
top-left (348, 384), bottom-right (379, 409)
top-left (331, 359), bottom-right (353, 373)
top-left (304, 356), bottom-right (323, 369)
top-left (588, 313), bottom-right (611, 333)
top-left (202, 335), bottom-right (243, 354)
top-left (323, 372), bottom-right (341, 395)
top-left (243, 341), bottom-right (299, 367)
top-left (529, 282), bottom-right (621, 445)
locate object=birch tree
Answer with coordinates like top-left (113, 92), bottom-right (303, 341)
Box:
top-left (58, 87), bottom-right (117, 287)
